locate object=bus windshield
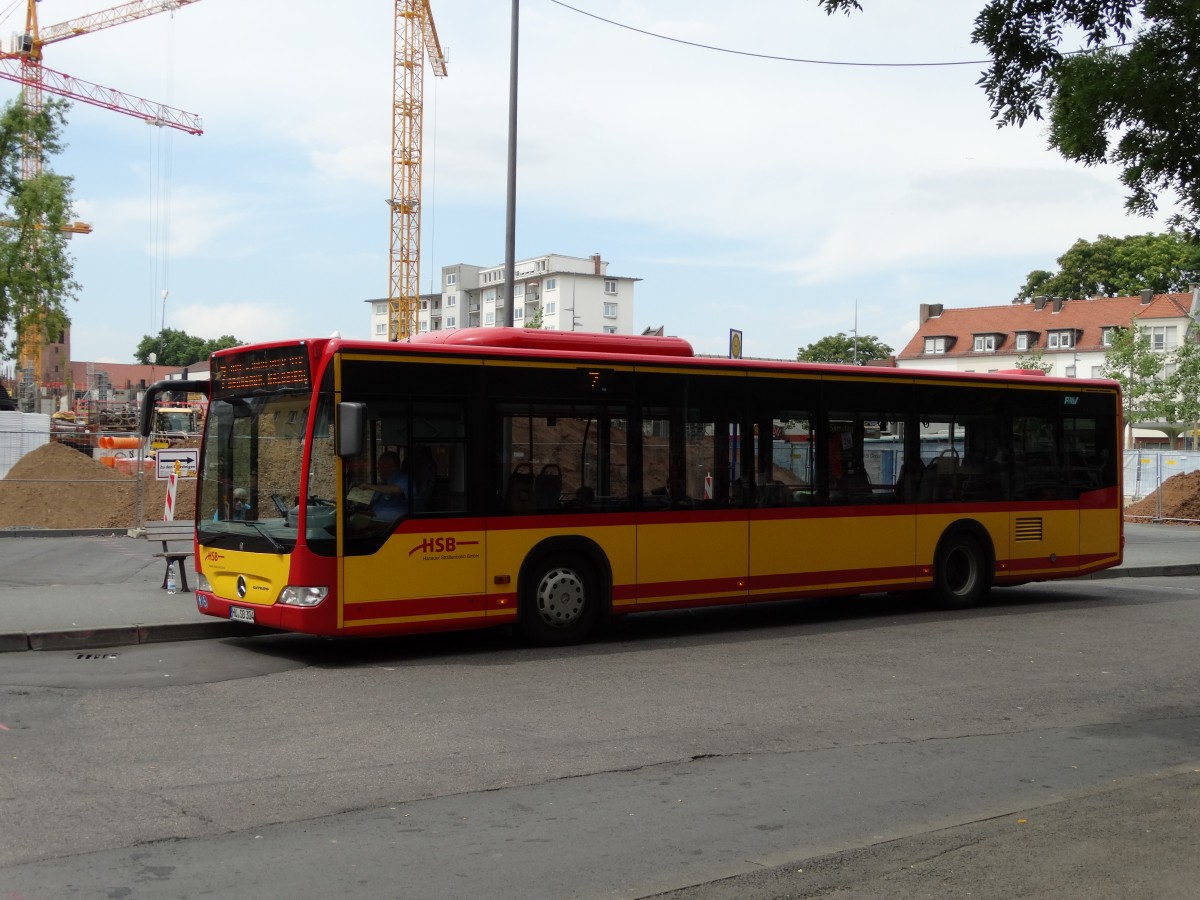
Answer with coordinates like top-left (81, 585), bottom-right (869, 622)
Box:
top-left (197, 392), bottom-right (312, 553)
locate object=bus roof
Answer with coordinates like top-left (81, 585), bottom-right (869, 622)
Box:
top-left (226, 330), bottom-right (1118, 392)
top-left (406, 327), bottom-right (696, 357)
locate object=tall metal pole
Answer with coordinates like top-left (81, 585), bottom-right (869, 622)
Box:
top-left (502, 0), bottom-right (518, 327)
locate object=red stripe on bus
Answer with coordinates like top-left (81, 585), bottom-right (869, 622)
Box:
top-left (342, 595), bottom-right (489, 623)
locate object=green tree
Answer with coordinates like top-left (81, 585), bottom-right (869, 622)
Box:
top-left (797, 332), bottom-right (893, 364)
top-left (1101, 324), bottom-right (1168, 430)
top-left (1017, 268), bottom-right (1054, 301)
top-left (0, 97), bottom-right (79, 360)
top-left (1014, 346), bottom-right (1052, 373)
top-left (811, 1), bottom-right (1200, 236)
top-left (1017, 232), bottom-right (1200, 300)
top-left (134, 329), bottom-right (242, 366)
top-left (1162, 333), bottom-right (1200, 449)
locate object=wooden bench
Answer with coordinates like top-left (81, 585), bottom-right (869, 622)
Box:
top-left (144, 520), bottom-right (195, 592)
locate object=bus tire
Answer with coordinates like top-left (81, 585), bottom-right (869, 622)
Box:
top-left (519, 552), bottom-right (599, 646)
top-left (932, 532), bottom-right (988, 609)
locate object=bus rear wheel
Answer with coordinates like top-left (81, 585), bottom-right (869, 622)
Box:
top-left (932, 533), bottom-right (988, 609)
top-left (520, 553), bottom-right (599, 646)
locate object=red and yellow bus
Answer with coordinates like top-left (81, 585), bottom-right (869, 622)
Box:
top-left (143, 328), bottom-right (1123, 645)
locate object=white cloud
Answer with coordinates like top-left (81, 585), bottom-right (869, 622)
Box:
top-left (9, 0), bottom-right (1172, 364)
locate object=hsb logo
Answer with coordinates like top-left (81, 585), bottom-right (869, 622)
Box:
top-left (409, 535), bottom-right (477, 556)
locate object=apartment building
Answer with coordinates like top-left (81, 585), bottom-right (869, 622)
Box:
top-left (896, 288), bottom-right (1200, 379)
top-left (365, 255), bottom-right (638, 340)
top-left (365, 293), bottom-right (440, 342)
top-left (422, 253), bottom-right (638, 335)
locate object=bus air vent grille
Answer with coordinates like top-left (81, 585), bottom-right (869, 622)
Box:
top-left (1014, 517), bottom-right (1043, 542)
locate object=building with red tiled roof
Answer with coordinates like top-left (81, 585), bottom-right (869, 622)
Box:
top-left (68, 361), bottom-right (161, 397)
top-left (1, 317), bottom-right (207, 413)
top-left (67, 359), bottom-right (204, 406)
top-left (897, 289), bottom-right (1199, 379)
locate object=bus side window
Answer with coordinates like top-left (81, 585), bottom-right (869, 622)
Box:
top-left (758, 413), bottom-right (813, 506)
top-left (1013, 415), bottom-right (1064, 499)
top-left (499, 404), bottom-right (630, 514)
top-left (412, 401), bottom-right (467, 513)
top-left (826, 415), bottom-right (873, 504)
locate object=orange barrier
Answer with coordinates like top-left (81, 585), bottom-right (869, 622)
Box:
top-left (114, 458), bottom-right (154, 476)
top-left (101, 436), bottom-right (142, 449)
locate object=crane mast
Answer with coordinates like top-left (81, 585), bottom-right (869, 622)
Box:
top-left (0, 0), bottom-right (203, 411)
top-left (389, 0), bottom-right (447, 342)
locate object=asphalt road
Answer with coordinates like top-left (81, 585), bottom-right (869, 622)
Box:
top-left (2, 574), bottom-right (1199, 898)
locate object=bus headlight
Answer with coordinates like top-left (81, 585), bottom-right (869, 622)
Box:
top-left (197, 572), bottom-right (212, 592)
top-left (277, 585), bottom-right (329, 608)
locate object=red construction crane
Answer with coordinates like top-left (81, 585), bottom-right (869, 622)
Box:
top-left (389, 0), bottom-right (447, 341)
top-left (0, 0), bottom-right (204, 410)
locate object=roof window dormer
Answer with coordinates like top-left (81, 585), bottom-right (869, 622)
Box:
top-left (972, 333), bottom-right (1004, 353)
top-left (923, 335), bottom-right (955, 355)
top-left (1047, 329), bottom-right (1076, 349)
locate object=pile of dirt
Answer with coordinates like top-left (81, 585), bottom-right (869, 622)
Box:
top-left (0, 441), bottom-right (196, 530)
top-left (1124, 470), bottom-right (1200, 523)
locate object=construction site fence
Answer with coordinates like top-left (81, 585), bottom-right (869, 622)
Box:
top-left (1, 421), bottom-right (159, 476)
top-left (1, 413), bottom-right (202, 528)
top-left (1123, 449), bottom-right (1200, 523)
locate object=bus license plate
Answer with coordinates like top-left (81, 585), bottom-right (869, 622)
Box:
top-left (230, 606), bottom-right (255, 623)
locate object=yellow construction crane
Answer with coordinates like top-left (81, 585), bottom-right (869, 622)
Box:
top-left (0, 0), bottom-right (203, 410)
top-left (389, 0), bottom-right (447, 341)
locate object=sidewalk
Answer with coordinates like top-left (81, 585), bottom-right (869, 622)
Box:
top-left (0, 528), bottom-right (262, 652)
top-left (1, 522), bottom-right (1197, 652)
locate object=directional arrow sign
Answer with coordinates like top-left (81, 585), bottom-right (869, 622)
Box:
top-left (156, 449), bottom-right (198, 480)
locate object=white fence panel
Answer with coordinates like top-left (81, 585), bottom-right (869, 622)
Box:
top-left (1123, 450), bottom-right (1200, 505)
top-left (0, 412), bottom-right (50, 480)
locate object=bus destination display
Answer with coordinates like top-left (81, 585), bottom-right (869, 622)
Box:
top-left (212, 344), bottom-right (312, 395)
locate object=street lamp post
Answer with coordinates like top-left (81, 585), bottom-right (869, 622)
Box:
top-left (502, 0), bottom-right (519, 327)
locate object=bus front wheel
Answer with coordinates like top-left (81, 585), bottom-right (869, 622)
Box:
top-left (519, 553), bottom-right (599, 646)
top-left (932, 533), bottom-right (988, 609)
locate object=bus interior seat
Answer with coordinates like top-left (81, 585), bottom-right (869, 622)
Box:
top-left (894, 460), bottom-right (923, 502)
top-left (730, 477), bottom-right (746, 506)
top-left (535, 464), bottom-right (562, 510)
top-left (507, 463), bottom-right (535, 513)
top-left (759, 481), bottom-right (790, 507)
top-left (919, 452), bottom-right (959, 502)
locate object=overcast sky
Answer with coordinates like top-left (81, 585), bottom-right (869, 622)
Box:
top-left (0, 0), bottom-right (1174, 366)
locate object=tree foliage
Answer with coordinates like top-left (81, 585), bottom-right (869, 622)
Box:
top-left (134, 329), bottom-right (242, 367)
top-left (797, 332), bottom-right (893, 364)
top-left (0, 98), bottom-right (79, 360)
top-left (1162, 335), bottom-right (1200, 446)
top-left (1017, 232), bottom-right (1200, 299)
top-left (1101, 324), bottom-right (1167, 424)
top-left (1014, 346), bottom-right (1053, 373)
top-left (811, 1), bottom-right (1200, 236)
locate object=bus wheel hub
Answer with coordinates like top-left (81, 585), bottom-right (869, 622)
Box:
top-left (535, 567), bottom-right (585, 628)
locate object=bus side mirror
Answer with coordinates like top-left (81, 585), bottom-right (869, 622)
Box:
top-left (337, 402), bottom-right (365, 458)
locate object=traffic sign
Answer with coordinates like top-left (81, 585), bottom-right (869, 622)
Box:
top-left (729, 329), bottom-right (743, 359)
top-left (155, 448), bottom-right (198, 480)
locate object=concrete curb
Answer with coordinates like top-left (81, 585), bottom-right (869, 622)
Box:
top-left (0, 527), bottom-right (132, 539)
top-left (0, 621), bottom-right (270, 653)
top-left (1081, 563), bottom-right (1200, 580)
top-left (1, 565), bottom-right (1192, 653)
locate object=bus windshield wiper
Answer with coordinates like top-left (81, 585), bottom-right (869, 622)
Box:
top-left (242, 520), bottom-right (286, 553)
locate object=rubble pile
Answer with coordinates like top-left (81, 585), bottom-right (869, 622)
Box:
top-left (0, 442), bottom-right (196, 529)
top-left (1125, 470), bottom-right (1200, 523)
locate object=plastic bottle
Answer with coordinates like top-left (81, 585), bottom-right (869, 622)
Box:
top-left (166, 568), bottom-right (177, 594)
